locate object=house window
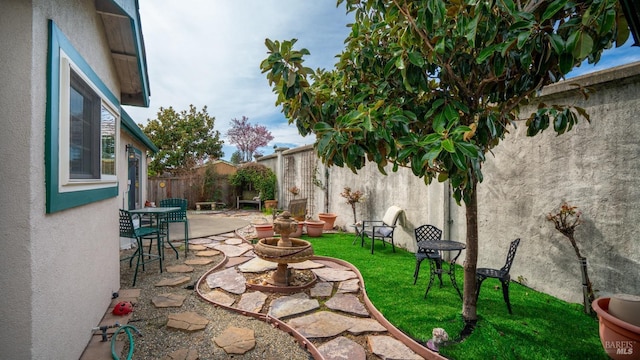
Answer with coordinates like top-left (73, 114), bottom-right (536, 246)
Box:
top-left (46, 20), bottom-right (120, 213)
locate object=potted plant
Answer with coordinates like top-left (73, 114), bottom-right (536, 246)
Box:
top-left (592, 295), bottom-right (640, 359)
top-left (304, 219), bottom-right (325, 237)
top-left (340, 187), bottom-right (365, 225)
top-left (318, 212), bottom-right (337, 230)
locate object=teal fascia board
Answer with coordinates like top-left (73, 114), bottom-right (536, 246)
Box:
top-left (121, 110), bottom-right (158, 153)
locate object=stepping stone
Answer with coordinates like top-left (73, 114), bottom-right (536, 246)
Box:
top-left (160, 348), bottom-right (198, 360)
top-left (225, 256), bottom-right (252, 268)
top-left (367, 335), bottom-right (422, 360)
top-left (189, 238), bottom-right (213, 245)
top-left (318, 336), bottom-right (366, 360)
top-left (310, 282), bottom-right (333, 298)
top-left (289, 260), bottom-right (325, 269)
top-left (196, 250), bottom-right (220, 257)
top-left (205, 267), bottom-right (246, 294)
top-left (237, 257), bottom-right (277, 273)
top-left (286, 311), bottom-right (353, 338)
top-left (337, 279), bottom-right (360, 293)
top-left (167, 264), bottom-right (194, 273)
top-left (268, 293), bottom-right (319, 319)
top-left (203, 241), bottom-right (223, 249)
top-left (325, 293), bottom-right (369, 317)
top-left (188, 244), bottom-right (207, 251)
top-left (347, 318), bottom-right (386, 334)
top-left (224, 238), bottom-right (243, 245)
top-left (312, 268), bottom-right (357, 282)
top-left (152, 293), bottom-right (187, 308)
top-left (208, 235), bottom-right (228, 241)
top-left (213, 327), bottom-right (255, 355)
top-left (166, 312), bottom-right (209, 332)
top-left (155, 276), bottom-right (191, 287)
top-left (312, 260), bottom-right (351, 270)
top-left (202, 289), bottom-right (235, 307)
top-left (184, 258), bottom-right (214, 266)
top-left (213, 243), bottom-right (253, 257)
top-left (236, 291), bottom-right (267, 313)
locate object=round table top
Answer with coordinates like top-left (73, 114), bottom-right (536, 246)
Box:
top-left (417, 240), bottom-right (466, 251)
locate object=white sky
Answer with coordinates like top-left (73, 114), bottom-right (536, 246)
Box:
top-left (123, 1), bottom-right (640, 160)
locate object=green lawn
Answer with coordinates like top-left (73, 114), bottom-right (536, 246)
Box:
top-left (303, 232), bottom-right (607, 360)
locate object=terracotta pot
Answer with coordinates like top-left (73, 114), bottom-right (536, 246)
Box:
top-left (290, 223), bottom-right (304, 237)
top-left (264, 200), bottom-right (278, 210)
top-left (305, 220), bottom-right (325, 237)
top-left (253, 223), bottom-right (274, 239)
top-left (318, 213), bottom-right (337, 230)
top-left (592, 297), bottom-right (640, 359)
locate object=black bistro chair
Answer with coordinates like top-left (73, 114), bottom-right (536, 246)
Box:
top-left (119, 209), bottom-right (164, 286)
top-left (361, 205), bottom-right (404, 254)
top-left (413, 224), bottom-right (443, 285)
top-left (159, 198), bottom-right (189, 257)
top-left (476, 238), bottom-right (521, 314)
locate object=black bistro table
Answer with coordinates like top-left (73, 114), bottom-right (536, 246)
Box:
top-left (417, 239), bottom-right (466, 300)
top-left (129, 206), bottom-right (181, 260)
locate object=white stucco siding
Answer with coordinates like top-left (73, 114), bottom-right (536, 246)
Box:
top-left (0, 1), bottom-right (124, 358)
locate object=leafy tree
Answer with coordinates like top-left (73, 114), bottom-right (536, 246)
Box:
top-left (140, 105), bottom-right (224, 176)
top-left (226, 116), bottom-right (274, 163)
top-left (261, 0), bottom-right (627, 332)
top-left (230, 150), bottom-right (243, 165)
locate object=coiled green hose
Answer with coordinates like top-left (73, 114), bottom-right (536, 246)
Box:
top-left (111, 324), bottom-right (141, 360)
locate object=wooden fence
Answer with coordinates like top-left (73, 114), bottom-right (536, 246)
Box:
top-left (148, 173), bottom-right (235, 210)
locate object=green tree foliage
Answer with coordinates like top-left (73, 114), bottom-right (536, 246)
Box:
top-left (230, 150), bottom-right (243, 165)
top-left (229, 163), bottom-right (277, 200)
top-left (261, 0), bottom-right (627, 328)
top-left (140, 105), bottom-right (224, 176)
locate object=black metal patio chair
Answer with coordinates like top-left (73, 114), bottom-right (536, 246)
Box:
top-left (476, 238), bottom-right (521, 314)
top-left (414, 224), bottom-right (443, 285)
top-left (360, 205), bottom-right (404, 254)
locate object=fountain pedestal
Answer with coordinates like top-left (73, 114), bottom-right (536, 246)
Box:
top-left (253, 211), bottom-right (314, 287)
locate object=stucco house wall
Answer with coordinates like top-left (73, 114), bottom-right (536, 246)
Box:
top-left (260, 62), bottom-right (640, 305)
top-left (0, 0), bottom-right (152, 358)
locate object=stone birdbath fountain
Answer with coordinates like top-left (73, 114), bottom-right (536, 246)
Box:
top-left (253, 211), bottom-right (314, 287)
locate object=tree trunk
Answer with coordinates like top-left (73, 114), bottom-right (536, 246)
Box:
top-left (462, 180), bottom-right (479, 330)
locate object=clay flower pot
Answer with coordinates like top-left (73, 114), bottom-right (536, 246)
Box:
top-left (290, 222), bottom-right (304, 238)
top-left (318, 213), bottom-right (337, 230)
top-left (592, 296), bottom-right (640, 359)
top-left (304, 220), bottom-right (325, 237)
top-left (254, 223), bottom-right (274, 239)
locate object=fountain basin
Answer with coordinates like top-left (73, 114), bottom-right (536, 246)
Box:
top-left (254, 237), bottom-right (314, 264)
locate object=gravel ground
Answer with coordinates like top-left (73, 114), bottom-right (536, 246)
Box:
top-left (118, 238), bottom-right (313, 360)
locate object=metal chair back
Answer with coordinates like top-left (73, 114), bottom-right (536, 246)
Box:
top-left (500, 238), bottom-right (521, 274)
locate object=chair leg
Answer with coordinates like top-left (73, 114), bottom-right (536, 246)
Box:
top-left (476, 276), bottom-right (486, 302)
top-left (501, 279), bottom-right (513, 314)
top-left (390, 238), bottom-right (396, 252)
top-left (435, 259), bottom-right (443, 287)
top-left (414, 258), bottom-right (423, 285)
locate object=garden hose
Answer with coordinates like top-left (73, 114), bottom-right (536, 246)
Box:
top-left (110, 324), bottom-right (142, 360)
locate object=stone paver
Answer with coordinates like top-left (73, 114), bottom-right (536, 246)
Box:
top-left (184, 257), bottom-right (215, 266)
top-left (195, 249), bottom-right (220, 257)
top-left (310, 282), bottom-right (334, 298)
top-left (188, 244), bottom-right (207, 251)
top-left (166, 264), bottom-right (194, 273)
top-left (213, 243), bottom-right (252, 257)
top-left (202, 289), bottom-right (235, 307)
top-left (188, 238), bottom-right (213, 245)
top-left (268, 292), bottom-right (320, 319)
top-left (311, 267), bottom-right (358, 282)
top-left (155, 276), bottom-right (191, 287)
top-left (166, 312), bottom-right (209, 332)
top-left (205, 267), bottom-right (246, 294)
top-left (224, 238), bottom-right (243, 245)
top-left (237, 257), bottom-right (277, 273)
top-left (236, 291), bottom-right (268, 313)
top-left (289, 260), bottom-right (325, 269)
top-left (367, 335), bottom-right (423, 360)
top-left (286, 311), bottom-right (354, 338)
top-left (225, 256), bottom-right (252, 267)
top-left (208, 235), bottom-right (228, 241)
top-left (214, 327), bottom-right (256, 355)
top-left (337, 278), bottom-right (360, 293)
top-left (325, 293), bottom-right (369, 317)
top-left (152, 293), bottom-right (187, 308)
top-left (318, 336), bottom-right (366, 360)
top-left (347, 318), bottom-right (387, 334)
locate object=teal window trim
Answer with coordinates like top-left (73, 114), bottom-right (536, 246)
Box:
top-left (46, 20), bottom-right (120, 213)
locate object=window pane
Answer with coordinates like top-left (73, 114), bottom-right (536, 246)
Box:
top-left (101, 106), bottom-right (116, 175)
top-left (69, 71), bottom-right (100, 179)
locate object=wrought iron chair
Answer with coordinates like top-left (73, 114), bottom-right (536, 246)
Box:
top-left (361, 205), bottom-right (404, 254)
top-left (119, 209), bottom-right (164, 286)
top-left (414, 224), bottom-right (443, 285)
top-left (159, 198), bottom-right (189, 257)
top-left (476, 238), bottom-right (521, 314)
